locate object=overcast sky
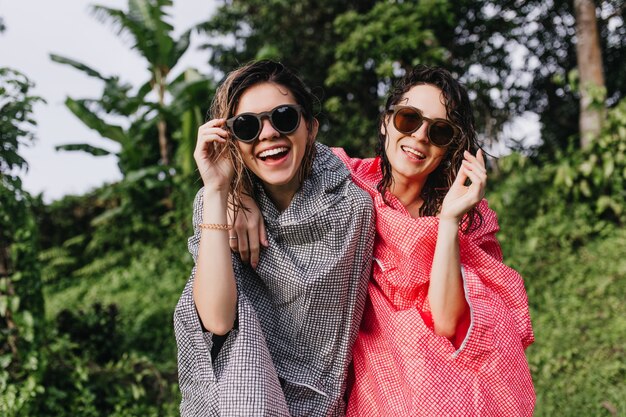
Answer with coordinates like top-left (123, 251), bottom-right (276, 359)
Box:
top-left (1, 0), bottom-right (216, 202)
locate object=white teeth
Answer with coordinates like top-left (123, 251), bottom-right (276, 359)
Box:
top-left (258, 147), bottom-right (288, 158)
top-left (402, 146), bottom-right (426, 159)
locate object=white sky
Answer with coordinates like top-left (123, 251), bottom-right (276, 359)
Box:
top-left (1, 0), bottom-right (216, 202)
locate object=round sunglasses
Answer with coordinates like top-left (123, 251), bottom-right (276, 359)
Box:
top-left (389, 105), bottom-right (460, 147)
top-left (226, 104), bottom-right (303, 143)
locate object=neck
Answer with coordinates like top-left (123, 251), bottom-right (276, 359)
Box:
top-left (389, 174), bottom-right (426, 218)
top-left (264, 180), bottom-right (300, 212)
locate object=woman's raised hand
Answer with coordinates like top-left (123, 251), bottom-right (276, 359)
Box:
top-left (194, 118), bottom-right (233, 193)
top-left (439, 149), bottom-right (487, 223)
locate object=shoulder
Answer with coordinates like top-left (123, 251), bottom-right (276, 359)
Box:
top-left (330, 147), bottom-right (377, 174)
top-left (313, 145), bottom-right (374, 216)
top-left (330, 147), bottom-right (381, 192)
top-left (345, 179), bottom-right (375, 213)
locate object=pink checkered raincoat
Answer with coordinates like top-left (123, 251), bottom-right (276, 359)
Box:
top-left (333, 149), bottom-right (535, 417)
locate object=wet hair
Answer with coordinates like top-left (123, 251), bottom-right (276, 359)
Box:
top-left (209, 60), bottom-right (317, 212)
top-left (376, 65), bottom-right (483, 233)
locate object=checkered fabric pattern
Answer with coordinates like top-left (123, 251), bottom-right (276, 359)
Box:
top-left (174, 143), bottom-right (375, 417)
top-left (333, 149), bottom-right (535, 417)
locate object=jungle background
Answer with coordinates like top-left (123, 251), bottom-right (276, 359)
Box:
top-left (1, 0), bottom-right (625, 416)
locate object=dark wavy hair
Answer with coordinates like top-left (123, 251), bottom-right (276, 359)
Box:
top-left (209, 60), bottom-right (318, 212)
top-left (376, 65), bottom-right (483, 232)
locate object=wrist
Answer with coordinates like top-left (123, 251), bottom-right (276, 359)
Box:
top-left (437, 216), bottom-right (461, 234)
top-left (202, 190), bottom-right (229, 218)
top-left (203, 187), bottom-right (229, 201)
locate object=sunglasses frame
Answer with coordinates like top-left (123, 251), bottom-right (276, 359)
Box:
top-left (226, 104), bottom-right (304, 143)
top-left (389, 105), bottom-right (460, 147)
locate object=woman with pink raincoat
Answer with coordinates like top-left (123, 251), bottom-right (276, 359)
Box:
top-left (333, 65), bottom-right (535, 417)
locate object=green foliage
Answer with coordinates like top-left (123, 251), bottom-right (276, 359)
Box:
top-left (325, 0), bottom-right (459, 153)
top-left (48, 2), bottom-right (214, 282)
top-left (198, 0), bottom-right (379, 155)
top-left (498, 0), bottom-right (625, 154)
top-left (488, 98), bottom-right (626, 417)
top-left (200, 0), bottom-right (541, 155)
top-left (33, 237), bottom-right (190, 416)
top-left (91, 0), bottom-right (191, 74)
top-left (51, 0), bottom-right (214, 174)
top-left (0, 67), bottom-right (45, 417)
top-left (523, 231), bottom-right (626, 417)
top-left (5, 1), bottom-right (623, 415)
top-left (35, 337), bottom-right (178, 417)
top-left (0, 68), bottom-right (44, 187)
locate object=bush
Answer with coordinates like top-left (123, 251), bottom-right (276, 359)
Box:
top-left (488, 99), bottom-right (626, 416)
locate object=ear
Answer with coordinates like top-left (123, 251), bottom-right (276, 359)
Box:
top-left (308, 118), bottom-right (319, 143)
top-left (380, 114), bottom-right (390, 136)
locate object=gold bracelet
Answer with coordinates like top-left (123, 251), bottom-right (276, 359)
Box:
top-left (198, 223), bottom-right (232, 230)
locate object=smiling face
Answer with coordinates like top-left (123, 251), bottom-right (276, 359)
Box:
top-left (233, 82), bottom-right (317, 206)
top-left (384, 84), bottom-right (450, 188)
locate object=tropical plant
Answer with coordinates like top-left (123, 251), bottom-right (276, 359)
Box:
top-left (0, 67), bottom-right (44, 416)
top-left (48, 0), bottom-right (214, 265)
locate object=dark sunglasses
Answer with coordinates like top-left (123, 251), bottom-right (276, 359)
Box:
top-left (389, 105), bottom-right (460, 147)
top-left (226, 104), bottom-right (303, 143)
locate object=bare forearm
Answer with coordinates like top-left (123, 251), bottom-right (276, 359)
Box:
top-left (193, 190), bottom-right (238, 335)
top-left (428, 218), bottom-right (468, 338)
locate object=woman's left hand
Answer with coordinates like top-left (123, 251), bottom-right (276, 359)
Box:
top-left (439, 149), bottom-right (487, 223)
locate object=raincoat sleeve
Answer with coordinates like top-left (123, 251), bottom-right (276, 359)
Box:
top-left (453, 200), bottom-right (534, 367)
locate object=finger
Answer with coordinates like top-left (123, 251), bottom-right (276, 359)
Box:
top-left (463, 150), bottom-right (486, 174)
top-left (462, 166), bottom-right (487, 201)
top-left (228, 234), bottom-right (239, 252)
top-left (259, 219), bottom-right (268, 247)
top-left (197, 130), bottom-right (228, 146)
top-left (238, 235), bottom-right (250, 264)
top-left (198, 125), bottom-right (229, 139)
top-left (232, 213), bottom-right (249, 260)
top-left (247, 220), bottom-right (261, 269)
top-left (194, 133), bottom-right (229, 163)
top-left (201, 118), bottom-right (227, 129)
top-left (233, 214), bottom-right (250, 263)
top-left (462, 160), bottom-right (487, 185)
top-left (451, 164), bottom-right (469, 188)
top-left (462, 161), bottom-right (487, 185)
top-left (476, 149), bottom-right (486, 169)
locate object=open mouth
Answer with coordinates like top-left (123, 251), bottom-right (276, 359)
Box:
top-left (257, 146), bottom-right (290, 161)
top-left (401, 145), bottom-right (426, 160)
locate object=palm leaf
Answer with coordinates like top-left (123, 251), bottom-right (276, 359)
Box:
top-left (91, 1), bottom-right (176, 70)
top-left (65, 98), bottom-right (126, 143)
top-left (55, 143), bottom-right (112, 157)
top-left (170, 28), bottom-right (191, 68)
top-left (50, 54), bottom-right (109, 81)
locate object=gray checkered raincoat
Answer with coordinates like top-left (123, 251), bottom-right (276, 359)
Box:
top-left (174, 143), bottom-right (375, 416)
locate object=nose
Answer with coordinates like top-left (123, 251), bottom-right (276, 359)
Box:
top-left (257, 117), bottom-right (279, 141)
top-left (410, 120), bottom-right (430, 143)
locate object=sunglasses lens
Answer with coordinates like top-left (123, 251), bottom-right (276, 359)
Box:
top-left (429, 121), bottom-right (455, 146)
top-left (232, 115), bottom-right (261, 142)
top-left (271, 105), bottom-right (300, 133)
top-left (394, 107), bottom-right (423, 134)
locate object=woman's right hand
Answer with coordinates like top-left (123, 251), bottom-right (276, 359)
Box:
top-left (194, 118), bottom-right (233, 192)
